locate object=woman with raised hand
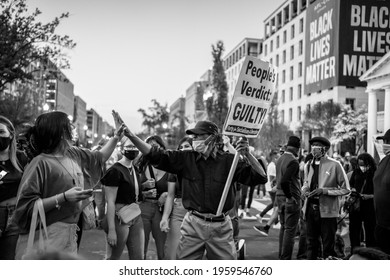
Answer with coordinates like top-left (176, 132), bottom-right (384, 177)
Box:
top-left (137, 135), bottom-right (175, 260)
top-left (0, 116), bottom-right (29, 259)
top-left (100, 137), bottom-right (144, 259)
top-left (13, 110), bottom-right (124, 259)
top-left (160, 136), bottom-right (193, 259)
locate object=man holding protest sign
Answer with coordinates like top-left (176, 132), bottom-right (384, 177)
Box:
top-left (122, 121), bottom-right (266, 260)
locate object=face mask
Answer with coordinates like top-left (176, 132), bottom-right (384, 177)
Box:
top-left (193, 140), bottom-right (208, 154)
top-left (359, 166), bottom-right (368, 173)
top-left (0, 136), bottom-right (11, 151)
top-left (383, 144), bottom-right (390, 155)
top-left (311, 146), bottom-right (325, 159)
top-left (123, 150), bottom-right (139, 160)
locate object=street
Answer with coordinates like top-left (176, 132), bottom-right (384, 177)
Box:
top-left (78, 196), bottom-right (350, 260)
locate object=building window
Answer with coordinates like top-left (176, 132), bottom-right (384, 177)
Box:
top-left (276, 54), bottom-right (279, 66)
top-left (270, 58), bottom-right (273, 65)
top-left (291, 25), bottom-right (295, 39)
top-left (282, 70), bottom-right (286, 83)
top-left (289, 87), bottom-right (293, 101)
top-left (283, 50), bottom-right (286, 63)
top-left (282, 90), bottom-right (285, 103)
top-left (346, 98), bottom-right (355, 110)
top-left (276, 35), bottom-right (280, 48)
top-left (299, 40), bottom-right (303, 55)
top-left (270, 40), bottom-right (273, 52)
top-left (298, 62), bottom-right (302, 77)
top-left (299, 18), bottom-right (304, 33)
top-left (289, 108), bottom-right (293, 122)
top-left (298, 106), bottom-right (301, 121)
top-left (290, 66), bottom-right (294, 80)
top-left (290, 45), bottom-right (294, 60)
top-left (306, 104), bottom-right (311, 117)
top-left (283, 30), bottom-right (287, 43)
top-left (281, 110), bottom-right (285, 123)
top-left (298, 84), bottom-right (302, 99)
top-left (264, 44), bottom-right (268, 56)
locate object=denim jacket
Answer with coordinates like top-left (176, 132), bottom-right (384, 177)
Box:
top-left (302, 156), bottom-right (350, 218)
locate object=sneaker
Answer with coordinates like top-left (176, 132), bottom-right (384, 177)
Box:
top-left (255, 214), bottom-right (263, 224)
top-left (246, 211), bottom-right (252, 217)
top-left (253, 225), bottom-right (269, 236)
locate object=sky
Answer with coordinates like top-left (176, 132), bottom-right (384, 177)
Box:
top-left (28, 0), bottom-right (286, 133)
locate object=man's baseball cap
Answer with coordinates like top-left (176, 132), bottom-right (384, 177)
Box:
top-left (309, 136), bottom-right (331, 147)
top-left (186, 120), bottom-right (218, 135)
top-left (376, 129), bottom-right (390, 141)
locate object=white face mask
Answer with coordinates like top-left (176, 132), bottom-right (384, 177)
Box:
top-left (359, 166), bottom-right (368, 173)
top-left (192, 140), bottom-right (208, 154)
top-left (383, 143), bottom-right (390, 155)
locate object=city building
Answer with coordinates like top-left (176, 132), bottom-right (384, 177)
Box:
top-left (360, 52), bottom-right (390, 156)
top-left (73, 95), bottom-right (88, 146)
top-left (184, 69), bottom-right (212, 125)
top-left (261, 0), bottom-right (389, 151)
top-left (223, 38), bottom-right (263, 103)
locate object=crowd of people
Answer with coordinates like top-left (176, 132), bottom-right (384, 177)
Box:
top-left (0, 110), bottom-right (389, 260)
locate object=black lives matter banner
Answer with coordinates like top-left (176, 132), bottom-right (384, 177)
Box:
top-left (223, 57), bottom-right (277, 138)
top-left (305, 0), bottom-right (390, 93)
top-left (304, 0), bottom-right (339, 93)
top-left (339, 0), bottom-right (390, 86)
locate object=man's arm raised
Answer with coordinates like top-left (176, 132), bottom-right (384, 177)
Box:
top-left (123, 126), bottom-right (152, 155)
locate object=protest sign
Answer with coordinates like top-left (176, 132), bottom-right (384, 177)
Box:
top-left (223, 56), bottom-right (277, 138)
top-left (217, 57), bottom-right (277, 216)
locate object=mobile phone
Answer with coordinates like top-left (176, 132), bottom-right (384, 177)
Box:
top-left (0, 170), bottom-right (8, 180)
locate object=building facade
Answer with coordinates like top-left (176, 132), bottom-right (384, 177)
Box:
top-left (261, 0), bottom-right (389, 150)
top-left (223, 38), bottom-right (263, 103)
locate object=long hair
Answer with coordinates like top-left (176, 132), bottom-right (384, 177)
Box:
top-left (177, 136), bottom-right (193, 150)
top-left (357, 153), bottom-right (377, 173)
top-left (0, 115), bottom-right (23, 172)
top-left (34, 111), bottom-right (73, 154)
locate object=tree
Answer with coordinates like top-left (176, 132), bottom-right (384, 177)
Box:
top-left (206, 41), bottom-right (229, 129)
top-left (331, 104), bottom-right (367, 154)
top-left (252, 96), bottom-right (292, 157)
top-left (138, 99), bottom-right (170, 135)
top-left (0, 87), bottom-right (34, 130)
top-left (298, 100), bottom-right (342, 139)
top-left (0, 0), bottom-right (76, 92)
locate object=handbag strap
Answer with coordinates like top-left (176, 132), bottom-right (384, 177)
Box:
top-left (148, 164), bottom-right (156, 180)
top-left (131, 164), bottom-right (139, 203)
top-left (26, 199), bottom-right (48, 251)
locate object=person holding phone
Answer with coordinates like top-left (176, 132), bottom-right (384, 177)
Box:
top-left (137, 135), bottom-right (174, 260)
top-left (13, 110), bottom-right (125, 259)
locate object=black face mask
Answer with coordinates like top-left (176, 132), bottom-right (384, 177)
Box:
top-left (123, 150), bottom-right (139, 160)
top-left (0, 136), bottom-right (11, 151)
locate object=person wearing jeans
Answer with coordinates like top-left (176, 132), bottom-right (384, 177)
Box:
top-left (276, 136), bottom-right (302, 260)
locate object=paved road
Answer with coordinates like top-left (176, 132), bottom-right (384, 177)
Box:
top-left (78, 196), bottom-right (350, 260)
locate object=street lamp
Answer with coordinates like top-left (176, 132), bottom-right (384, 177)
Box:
top-left (43, 103), bottom-right (50, 111)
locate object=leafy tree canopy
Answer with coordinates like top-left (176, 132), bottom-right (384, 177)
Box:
top-left (331, 104), bottom-right (367, 144)
top-left (0, 0), bottom-right (76, 92)
top-left (206, 40), bottom-right (229, 129)
top-left (138, 99), bottom-right (170, 135)
top-left (298, 100), bottom-right (342, 139)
